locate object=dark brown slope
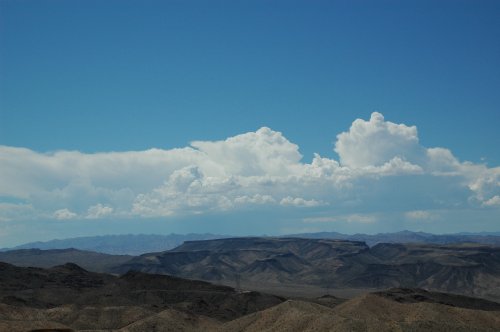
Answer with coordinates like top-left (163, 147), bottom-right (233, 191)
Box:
top-left (374, 288), bottom-right (500, 311)
top-left (218, 289), bottom-right (500, 332)
top-left (0, 261), bottom-right (113, 308)
top-left (332, 291), bottom-right (500, 332)
top-left (114, 237), bottom-right (369, 286)
top-left (337, 243), bottom-right (500, 301)
top-left (0, 262), bottom-right (284, 331)
top-left (113, 237), bottom-right (500, 301)
top-left (0, 261), bottom-right (284, 319)
top-left (113, 270), bottom-right (285, 321)
top-left (4, 260), bottom-right (500, 332)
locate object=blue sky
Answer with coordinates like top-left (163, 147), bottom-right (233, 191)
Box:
top-left (0, 0), bottom-right (499, 246)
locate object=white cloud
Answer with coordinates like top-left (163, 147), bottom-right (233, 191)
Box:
top-left (53, 208), bottom-right (77, 220)
top-left (132, 166), bottom-right (238, 217)
top-left (86, 204), bottom-right (114, 219)
top-left (361, 157), bottom-right (423, 176)
top-left (426, 148), bottom-right (461, 175)
top-left (303, 216), bottom-right (339, 223)
top-left (304, 213), bottom-right (377, 224)
top-left (0, 112), bottom-right (498, 223)
top-left (466, 165), bottom-right (500, 204)
top-left (405, 210), bottom-right (438, 221)
top-left (279, 196), bottom-right (324, 207)
top-left (335, 112), bottom-right (423, 168)
top-left (483, 196), bottom-right (500, 207)
top-left (191, 127), bottom-right (303, 177)
top-left (234, 194), bottom-right (276, 205)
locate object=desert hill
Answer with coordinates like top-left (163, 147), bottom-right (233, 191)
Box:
top-left (114, 237), bottom-right (500, 301)
top-left (3, 237), bottom-right (500, 302)
top-left (114, 237), bottom-right (368, 285)
top-left (2, 261), bottom-right (500, 331)
top-left (0, 262), bottom-right (284, 331)
top-left (339, 242), bottom-right (500, 301)
top-left (218, 289), bottom-right (500, 332)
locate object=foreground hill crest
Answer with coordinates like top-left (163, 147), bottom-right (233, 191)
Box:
top-left (2, 262), bottom-right (500, 332)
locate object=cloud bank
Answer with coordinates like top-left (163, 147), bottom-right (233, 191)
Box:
top-left (1, 112), bottom-right (499, 226)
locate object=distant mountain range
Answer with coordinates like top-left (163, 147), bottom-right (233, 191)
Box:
top-left (0, 248), bottom-right (132, 273)
top-left (2, 233), bottom-right (230, 255)
top-left (288, 230), bottom-right (500, 246)
top-left (4, 230), bottom-right (500, 255)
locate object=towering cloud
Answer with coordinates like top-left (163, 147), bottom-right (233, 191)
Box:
top-left (335, 112), bottom-right (423, 168)
top-left (0, 113), bottom-right (498, 224)
top-left (191, 127), bottom-right (303, 177)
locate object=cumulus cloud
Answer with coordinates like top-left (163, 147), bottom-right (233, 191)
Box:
top-left (132, 166), bottom-right (238, 217)
top-left (483, 196), bottom-right (500, 207)
top-left (426, 148), bottom-right (461, 175)
top-left (234, 194), bottom-right (276, 205)
top-left (0, 112), bottom-right (498, 224)
top-left (279, 196), bottom-right (324, 207)
top-left (466, 165), bottom-right (500, 204)
top-left (335, 112), bottom-right (423, 168)
top-left (191, 127), bottom-right (304, 177)
top-left (53, 208), bottom-right (78, 220)
top-left (86, 204), bottom-right (114, 219)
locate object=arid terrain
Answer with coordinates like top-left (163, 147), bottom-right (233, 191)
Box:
top-left (1, 262), bottom-right (500, 331)
top-left (2, 237), bottom-right (500, 331)
top-left (0, 261), bottom-right (284, 331)
top-left (115, 237), bottom-right (500, 302)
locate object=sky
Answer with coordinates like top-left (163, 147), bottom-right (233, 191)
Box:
top-left (0, 0), bottom-right (499, 246)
